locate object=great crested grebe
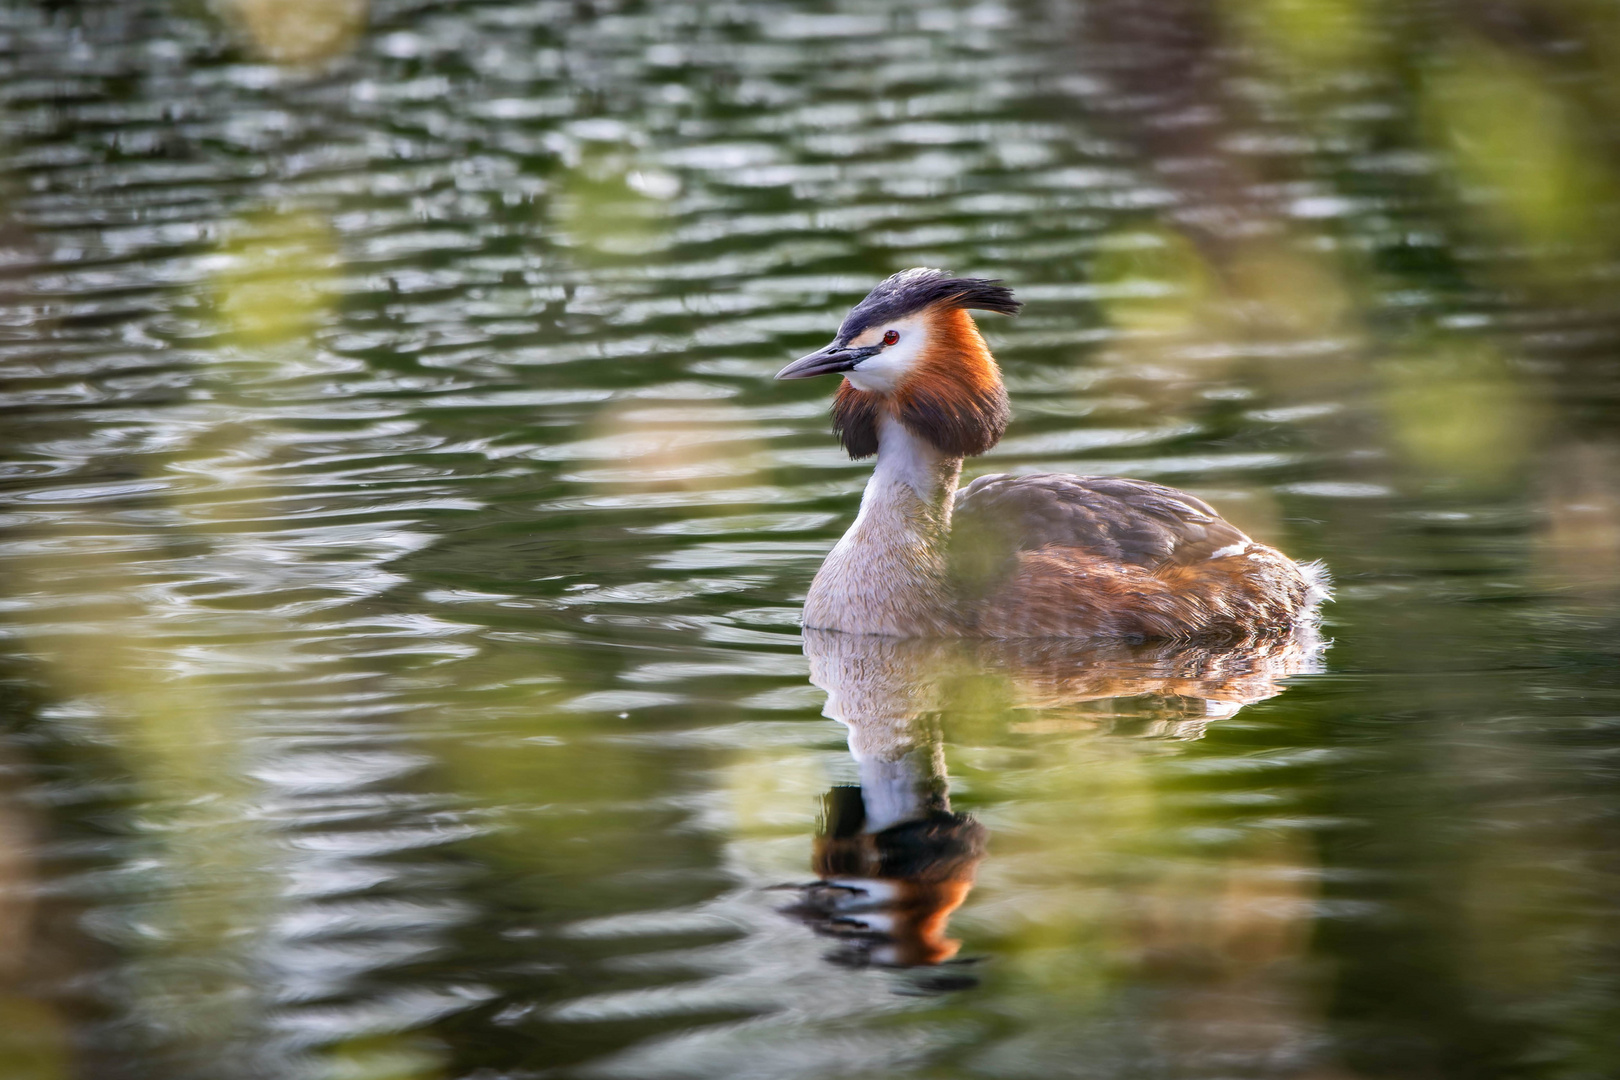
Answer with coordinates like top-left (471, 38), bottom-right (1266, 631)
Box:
top-left (777, 268), bottom-right (1328, 640)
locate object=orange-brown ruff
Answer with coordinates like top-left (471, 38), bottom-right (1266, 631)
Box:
top-left (776, 268), bottom-right (1328, 640)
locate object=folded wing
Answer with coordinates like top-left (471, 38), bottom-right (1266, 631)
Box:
top-left (951, 473), bottom-right (1250, 574)
top-left (950, 473), bottom-right (1310, 639)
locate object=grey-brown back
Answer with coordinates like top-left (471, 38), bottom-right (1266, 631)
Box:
top-left (949, 473), bottom-right (1251, 589)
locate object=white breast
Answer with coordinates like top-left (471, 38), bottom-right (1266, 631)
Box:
top-left (802, 419), bottom-right (958, 636)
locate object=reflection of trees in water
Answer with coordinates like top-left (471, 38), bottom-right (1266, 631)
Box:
top-left (1081, 0), bottom-right (1620, 302)
top-left (781, 627), bottom-right (1326, 980)
top-left (1077, 0), bottom-right (1620, 585)
top-left (0, 1), bottom-right (1615, 1076)
top-left (1067, 15), bottom-right (1620, 1070)
top-left (0, 653), bottom-right (134, 1079)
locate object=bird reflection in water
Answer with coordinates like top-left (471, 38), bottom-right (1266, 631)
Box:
top-left (779, 627), bottom-right (1325, 974)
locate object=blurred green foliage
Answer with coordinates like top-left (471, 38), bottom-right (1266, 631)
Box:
top-left (0, 1), bottom-right (1618, 1078)
top-left (214, 209), bottom-right (342, 348)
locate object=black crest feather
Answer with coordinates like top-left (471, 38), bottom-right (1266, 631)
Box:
top-left (837, 268), bottom-right (1020, 343)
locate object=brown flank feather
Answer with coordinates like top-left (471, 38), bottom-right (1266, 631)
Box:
top-left (969, 544), bottom-right (1310, 641)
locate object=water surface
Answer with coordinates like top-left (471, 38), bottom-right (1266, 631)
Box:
top-left (2, 2), bottom-right (1619, 1078)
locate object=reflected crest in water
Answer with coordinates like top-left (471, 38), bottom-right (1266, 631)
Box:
top-left (781, 627), bottom-right (1326, 972)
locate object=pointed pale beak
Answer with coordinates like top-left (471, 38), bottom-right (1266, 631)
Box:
top-left (775, 341), bottom-right (880, 380)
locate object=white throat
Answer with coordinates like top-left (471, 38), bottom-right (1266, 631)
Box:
top-left (868, 413), bottom-right (954, 504)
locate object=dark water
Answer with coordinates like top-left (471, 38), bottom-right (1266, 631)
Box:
top-left (2, 1), bottom-right (1620, 1078)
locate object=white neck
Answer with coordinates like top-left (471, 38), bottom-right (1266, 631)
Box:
top-left (869, 414), bottom-right (956, 505)
top-left (802, 416), bottom-right (963, 636)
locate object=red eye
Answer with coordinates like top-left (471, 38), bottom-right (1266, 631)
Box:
top-left (883, 330), bottom-right (900, 346)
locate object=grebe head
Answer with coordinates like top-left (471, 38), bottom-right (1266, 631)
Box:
top-left (776, 268), bottom-right (1021, 459)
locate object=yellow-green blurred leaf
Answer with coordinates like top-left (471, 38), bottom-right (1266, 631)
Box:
top-left (214, 209), bottom-right (341, 347)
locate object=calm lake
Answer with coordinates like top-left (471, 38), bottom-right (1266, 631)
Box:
top-left (2, 1), bottom-right (1619, 1078)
